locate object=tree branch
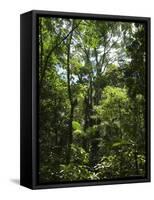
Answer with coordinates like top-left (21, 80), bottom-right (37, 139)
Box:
top-left (40, 20), bottom-right (82, 88)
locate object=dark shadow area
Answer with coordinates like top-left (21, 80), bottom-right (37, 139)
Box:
top-left (10, 179), bottom-right (20, 185)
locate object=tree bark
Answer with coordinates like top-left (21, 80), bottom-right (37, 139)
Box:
top-left (66, 21), bottom-right (75, 164)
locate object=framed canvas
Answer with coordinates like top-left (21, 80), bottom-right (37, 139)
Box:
top-left (20, 10), bottom-right (151, 189)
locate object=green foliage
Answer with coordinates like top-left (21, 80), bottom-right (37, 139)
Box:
top-left (70, 144), bottom-right (89, 164)
top-left (72, 121), bottom-right (81, 131)
top-left (38, 17), bottom-right (146, 184)
top-left (112, 139), bottom-right (131, 147)
top-left (60, 163), bottom-right (97, 181)
top-left (95, 155), bottom-right (121, 178)
top-left (94, 86), bottom-right (129, 125)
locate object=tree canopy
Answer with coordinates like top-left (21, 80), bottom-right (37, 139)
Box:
top-left (38, 17), bottom-right (146, 183)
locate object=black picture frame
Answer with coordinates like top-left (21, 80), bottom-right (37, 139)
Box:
top-left (20, 10), bottom-right (151, 189)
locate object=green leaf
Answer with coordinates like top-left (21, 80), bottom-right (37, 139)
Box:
top-left (112, 140), bottom-right (130, 147)
top-left (72, 121), bottom-right (81, 130)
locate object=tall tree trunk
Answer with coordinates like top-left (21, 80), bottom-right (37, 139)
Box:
top-left (83, 55), bottom-right (93, 151)
top-left (134, 106), bottom-right (139, 175)
top-left (89, 72), bottom-right (93, 126)
top-left (119, 104), bottom-right (123, 175)
top-left (66, 21), bottom-right (75, 164)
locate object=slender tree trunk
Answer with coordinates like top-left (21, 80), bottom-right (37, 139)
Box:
top-left (134, 106), bottom-right (139, 175)
top-left (119, 104), bottom-right (123, 175)
top-left (89, 73), bottom-right (93, 126)
top-left (83, 56), bottom-right (93, 151)
top-left (83, 92), bottom-right (90, 151)
top-left (134, 146), bottom-right (139, 175)
top-left (54, 98), bottom-right (58, 146)
top-left (66, 21), bottom-right (75, 164)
